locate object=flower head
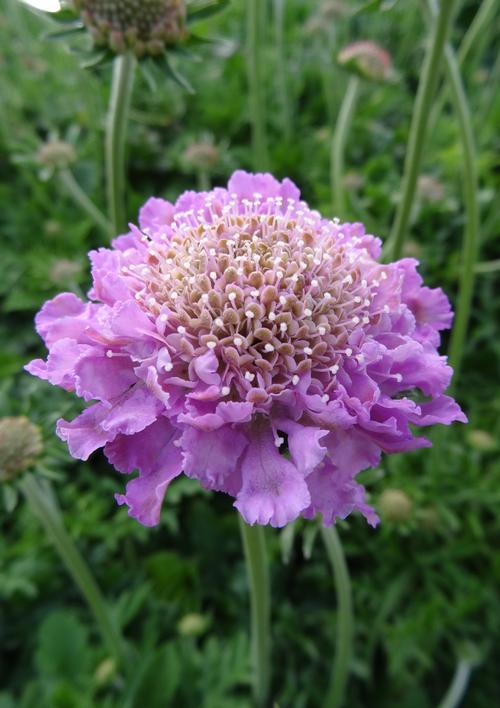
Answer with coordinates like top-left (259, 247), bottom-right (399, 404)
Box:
top-left (75, 0), bottom-right (187, 56)
top-left (26, 171), bottom-right (466, 527)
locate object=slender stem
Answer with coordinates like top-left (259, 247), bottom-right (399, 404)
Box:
top-left (423, 0), bottom-right (479, 380)
top-left (239, 518), bottom-right (271, 708)
top-left (429, 0), bottom-right (497, 132)
top-left (330, 76), bottom-right (360, 218)
top-left (437, 659), bottom-right (473, 708)
top-left (247, 0), bottom-right (269, 170)
top-left (474, 259), bottom-right (500, 274)
top-left (273, 0), bottom-right (292, 141)
top-left (19, 474), bottom-right (126, 667)
top-left (106, 52), bottom-right (135, 235)
top-left (58, 168), bottom-right (112, 236)
top-left (321, 526), bottom-right (354, 708)
top-left (197, 168), bottom-right (210, 192)
top-left (387, 0), bottom-right (457, 261)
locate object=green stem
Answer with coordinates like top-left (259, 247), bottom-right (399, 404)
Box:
top-left (273, 0), bottom-right (292, 141)
top-left (58, 168), bottom-right (112, 236)
top-left (197, 168), bottom-right (210, 192)
top-left (20, 474), bottom-right (126, 667)
top-left (247, 0), bottom-right (269, 170)
top-left (429, 0), bottom-right (497, 132)
top-left (321, 526), bottom-right (354, 708)
top-left (106, 52), bottom-right (135, 235)
top-left (437, 659), bottom-right (473, 708)
top-left (239, 518), bottom-right (271, 708)
top-left (387, 0), bottom-right (457, 261)
top-left (424, 0), bottom-right (479, 380)
top-left (330, 76), bottom-right (360, 218)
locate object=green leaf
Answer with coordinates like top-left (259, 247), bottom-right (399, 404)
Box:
top-left (187, 0), bottom-right (231, 23)
top-left (35, 610), bottom-right (90, 686)
top-left (163, 54), bottom-right (195, 94)
top-left (44, 24), bottom-right (85, 41)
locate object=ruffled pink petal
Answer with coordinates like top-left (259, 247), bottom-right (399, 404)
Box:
top-left (139, 197), bottom-right (175, 232)
top-left (107, 418), bottom-right (182, 526)
top-left (181, 424), bottom-right (248, 495)
top-left (274, 418), bottom-right (328, 476)
top-left (57, 387), bottom-right (160, 460)
top-left (234, 423), bottom-right (311, 527)
top-left (304, 458), bottom-right (379, 527)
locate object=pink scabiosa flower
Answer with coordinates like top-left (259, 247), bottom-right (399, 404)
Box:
top-left (26, 171), bottom-right (466, 528)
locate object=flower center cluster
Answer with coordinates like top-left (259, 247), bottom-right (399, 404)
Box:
top-left (78, 0), bottom-right (186, 55)
top-left (123, 196), bottom-right (388, 401)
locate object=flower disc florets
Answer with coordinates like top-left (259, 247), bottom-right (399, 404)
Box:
top-left (26, 171), bottom-right (466, 528)
top-left (76, 0), bottom-right (186, 56)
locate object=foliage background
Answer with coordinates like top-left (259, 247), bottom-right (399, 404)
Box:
top-left (0, 0), bottom-right (499, 706)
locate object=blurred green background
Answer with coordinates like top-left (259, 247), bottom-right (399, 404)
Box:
top-left (0, 0), bottom-right (499, 706)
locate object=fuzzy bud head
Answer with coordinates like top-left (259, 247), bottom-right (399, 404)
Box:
top-left (0, 417), bottom-right (43, 482)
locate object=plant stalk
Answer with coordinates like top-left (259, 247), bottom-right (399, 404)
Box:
top-left (321, 526), bottom-right (354, 708)
top-left (437, 658), bottom-right (474, 708)
top-left (20, 474), bottom-right (126, 667)
top-left (106, 51), bottom-right (136, 235)
top-left (387, 0), bottom-right (457, 261)
top-left (330, 76), bottom-right (360, 218)
top-left (239, 518), bottom-right (271, 707)
top-left (424, 0), bottom-right (480, 380)
top-left (273, 0), bottom-right (292, 141)
top-left (247, 0), bottom-right (269, 170)
top-left (58, 168), bottom-right (112, 236)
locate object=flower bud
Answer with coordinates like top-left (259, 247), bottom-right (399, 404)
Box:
top-left (0, 417), bottom-right (43, 482)
top-left (177, 613), bottom-right (210, 637)
top-left (36, 140), bottom-right (76, 169)
top-left (75, 0), bottom-right (187, 56)
top-left (418, 175), bottom-right (445, 203)
top-left (467, 429), bottom-right (497, 452)
top-left (378, 488), bottom-right (413, 523)
top-left (183, 143), bottom-right (220, 171)
top-left (338, 41), bottom-right (393, 82)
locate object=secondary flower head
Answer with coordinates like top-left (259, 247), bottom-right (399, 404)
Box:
top-left (26, 171), bottom-right (466, 527)
top-left (75, 0), bottom-right (186, 56)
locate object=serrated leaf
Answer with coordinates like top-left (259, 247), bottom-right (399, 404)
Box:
top-left (187, 0), bottom-right (231, 23)
top-left (2, 485), bottom-right (18, 514)
top-left (163, 54), bottom-right (195, 94)
top-left (44, 24), bottom-right (85, 41)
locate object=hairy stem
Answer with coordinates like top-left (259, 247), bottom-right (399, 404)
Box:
top-left (425, 0), bottom-right (480, 380)
top-left (58, 168), bottom-right (112, 236)
top-left (273, 0), bottom-right (292, 140)
top-left (437, 658), bottom-right (474, 708)
top-left (388, 0), bottom-right (457, 260)
top-left (247, 0), bottom-right (269, 170)
top-left (239, 518), bottom-right (271, 707)
top-left (330, 76), bottom-right (360, 218)
top-left (321, 526), bottom-right (354, 708)
top-left (106, 52), bottom-right (135, 235)
top-left (20, 474), bottom-right (126, 667)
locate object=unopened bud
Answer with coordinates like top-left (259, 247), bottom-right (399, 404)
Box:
top-left (183, 143), bottom-right (220, 171)
top-left (177, 613), bottom-right (210, 637)
top-left (338, 41), bottom-right (393, 82)
top-left (36, 140), bottom-right (76, 169)
top-left (467, 429), bottom-right (497, 452)
top-left (378, 488), bottom-right (413, 523)
top-left (0, 417), bottom-right (43, 482)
